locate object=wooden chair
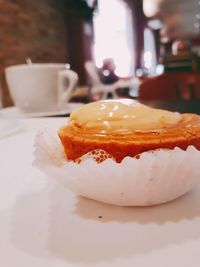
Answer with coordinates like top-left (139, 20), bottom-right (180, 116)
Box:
top-left (139, 72), bottom-right (200, 101)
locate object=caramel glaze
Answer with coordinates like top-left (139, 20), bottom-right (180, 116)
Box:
top-left (58, 113), bottom-right (200, 163)
top-left (69, 99), bottom-right (181, 133)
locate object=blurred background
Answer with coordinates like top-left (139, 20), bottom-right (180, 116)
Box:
top-left (1, 0), bottom-right (200, 109)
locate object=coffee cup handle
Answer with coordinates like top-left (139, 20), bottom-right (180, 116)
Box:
top-left (57, 69), bottom-right (78, 108)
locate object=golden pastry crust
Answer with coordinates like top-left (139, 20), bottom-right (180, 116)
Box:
top-left (58, 113), bottom-right (200, 163)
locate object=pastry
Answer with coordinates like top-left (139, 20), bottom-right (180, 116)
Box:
top-left (58, 99), bottom-right (200, 163)
top-left (34, 99), bottom-right (200, 206)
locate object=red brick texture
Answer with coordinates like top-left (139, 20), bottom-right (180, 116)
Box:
top-left (0, 0), bottom-right (68, 106)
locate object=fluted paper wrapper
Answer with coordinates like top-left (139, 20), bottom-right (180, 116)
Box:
top-left (33, 128), bottom-right (200, 206)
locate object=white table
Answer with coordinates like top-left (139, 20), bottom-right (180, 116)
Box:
top-left (1, 118), bottom-right (200, 267)
top-left (0, 102), bottom-right (83, 119)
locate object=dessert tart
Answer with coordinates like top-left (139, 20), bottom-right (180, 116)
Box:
top-left (58, 99), bottom-right (200, 163)
top-left (34, 99), bottom-right (200, 206)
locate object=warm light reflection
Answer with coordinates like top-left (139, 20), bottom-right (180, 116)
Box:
top-left (144, 51), bottom-right (152, 69)
top-left (143, 0), bottom-right (161, 17)
top-left (93, 0), bottom-right (134, 77)
top-left (143, 28), bottom-right (157, 74)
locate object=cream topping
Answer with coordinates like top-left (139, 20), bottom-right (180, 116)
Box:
top-left (70, 99), bottom-right (181, 134)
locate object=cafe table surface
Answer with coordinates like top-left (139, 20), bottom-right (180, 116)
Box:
top-left (1, 99), bottom-right (200, 120)
top-left (1, 116), bottom-right (200, 267)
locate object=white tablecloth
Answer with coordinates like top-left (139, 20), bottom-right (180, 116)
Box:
top-left (1, 118), bottom-right (200, 267)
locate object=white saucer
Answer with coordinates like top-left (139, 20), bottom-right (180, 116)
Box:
top-left (0, 102), bottom-right (83, 119)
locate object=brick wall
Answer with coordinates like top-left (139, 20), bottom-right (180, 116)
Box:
top-left (0, 0), bottom-right (68, 106)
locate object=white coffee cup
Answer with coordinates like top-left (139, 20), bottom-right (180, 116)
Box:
top-left (5, 63), bottom-right (78, 113)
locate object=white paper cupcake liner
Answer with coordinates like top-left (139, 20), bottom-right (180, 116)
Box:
top-left (33, 128), bottom-right (200, 206)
